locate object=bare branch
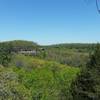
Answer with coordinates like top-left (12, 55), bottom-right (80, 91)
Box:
top-left (96, 0), bottom-right (100, 13)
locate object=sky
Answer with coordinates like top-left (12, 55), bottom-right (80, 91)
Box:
top-left (0, 0), bottom-right (100, 45)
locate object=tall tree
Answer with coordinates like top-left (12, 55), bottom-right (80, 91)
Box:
top-left (71, 44), bottom-right (100, 100)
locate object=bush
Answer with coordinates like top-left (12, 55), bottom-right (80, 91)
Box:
top-left (0, 67), bottom-right (32, 100)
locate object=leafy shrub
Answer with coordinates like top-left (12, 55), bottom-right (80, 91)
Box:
top-left (11, 55), bottom-right (80, 100)
top-left (0, 67), bottom-right (32, 100)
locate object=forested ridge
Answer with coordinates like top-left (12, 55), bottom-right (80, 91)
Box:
top-left (0, 40), bottom-right (100, 100)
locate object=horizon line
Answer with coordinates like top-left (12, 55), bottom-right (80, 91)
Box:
top-left (0, 39), bottom-right (99, 46)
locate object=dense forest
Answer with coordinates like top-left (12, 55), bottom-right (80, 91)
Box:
top-left (0, 40), bottom-right (100, 100)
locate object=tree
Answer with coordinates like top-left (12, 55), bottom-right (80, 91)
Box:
top-left (71, 44), bottom-right (100, 100)
top-left (0, 43), bottom-right (12, 66)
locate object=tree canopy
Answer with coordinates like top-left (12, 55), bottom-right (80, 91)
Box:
top-left (71, 44), bottom-right (100, 100)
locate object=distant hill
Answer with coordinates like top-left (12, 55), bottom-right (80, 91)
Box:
top-left (43, 43), bottom-right (96, 52)
top-left (0, 40), bottom-right (97, 67)
top-left (0, 40), bottom-right (39, 52)
top-left (42, 43), bottom-right (97, 67)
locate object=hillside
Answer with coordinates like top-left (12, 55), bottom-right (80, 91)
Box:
top-left (0, 54), bottom-right (80, 100)
top-left (0, 40), bottom-right (94, 67)
top-left (0, 40), bottom-right (99, 100)
top-left (41, 43), bottom-right (96, 67)
top-left (0, 40), bottom-right (39, 52)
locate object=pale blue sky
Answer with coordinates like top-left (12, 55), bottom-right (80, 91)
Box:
top-left (0, 0), bottom-right (100, 45)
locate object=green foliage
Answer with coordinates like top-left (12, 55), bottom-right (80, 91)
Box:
top-left (2, 41), bottom-right (98, 99)
top-left (0, 42), bottom-right (12, 66)
top-left (0, 67), bottom-right (32, 100)
top-left (10, 54), bottom-right (46, 70)
top-left (0, 40), bottom-right (39, 53)
top-left (9, 55), bottom-right (80, 100)
top-left (6, 40), bottom-right (38, 48)
top-left (71, 44), bottom-right (100, 100)
top-left (42, 44), bottom-right (91, 67)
